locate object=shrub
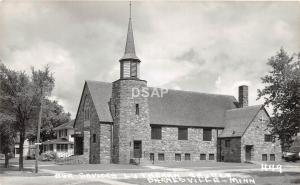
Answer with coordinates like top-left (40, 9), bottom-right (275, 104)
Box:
top-left (39, 151), bottom-right (57, 161)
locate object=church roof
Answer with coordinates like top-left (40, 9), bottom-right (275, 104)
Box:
top-left (84, 80), bottom-right (242, 128)
top-left (219, 105), bottom-right (264, 137)
top-left (148, 88), bottom-right (237, 127)
top-left (120, 18), bottom-right (140, 61)
top-left (86, 81), bottom-right (113, 122)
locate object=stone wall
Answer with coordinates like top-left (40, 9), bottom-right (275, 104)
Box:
top-left (149, 127), bottom-right (219, 162)
top-left (74, 82), bottom-right (112, 164)
top-left (241, 109), bottom-right (282, 162)
top-left (100, 123), bottom-right (112, 164)
top-left (111, 79), bottom-right (151, 164)
top-left (219, 137), bottom-right (241, 162)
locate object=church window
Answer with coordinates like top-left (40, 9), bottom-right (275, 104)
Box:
top-left (264, 134), bottom-right (272, 142)
top-left (262, 154), bottom-right (267, 161)
top-left (135, 104), bottom-right (139, 115)
top-left (151, 126), bottom-right (162, 140)
top-left (200, 154), bottom-right (206, 160)
top-left (158, 153), bottom-right (165, 161)
top-left (92, 134), bottom-right (96, 143)
top-left (178, 127), bottom-right (188, 140)
top-left (209, 154), bottom-right (215, 160)
top-left (175, 153), bottom-right (181, 161)
top-left (270, 154), bottom-right (275, 161)
top-left (185, 153), bottom-right (191, 160)
top-left (203, 128), bottom-right (212, 141)
top-left (130, 62), bottom-right (137, 78)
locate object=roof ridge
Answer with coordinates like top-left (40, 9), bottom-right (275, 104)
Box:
top-left (226, 104), bottom-right (263, 112)
top-left (149, 86), bottom-right (236, 98)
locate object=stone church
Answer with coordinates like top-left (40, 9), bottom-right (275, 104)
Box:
top-left (73, 11), bottom-right (281, 164)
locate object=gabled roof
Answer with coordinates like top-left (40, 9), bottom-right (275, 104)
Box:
top-left (53, 120), bottom-right (74, 131)
top-left (148, 88), bottom-right (237, 127)
top-left (83, 81), bottom-right (239, 128)
top-left (86, 81), bottom-right (113, 122)
top-left (219, 105), bottom-right (264, 138)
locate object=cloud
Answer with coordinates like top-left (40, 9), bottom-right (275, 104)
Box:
top-left (0, 1), bottom-right (299, 117)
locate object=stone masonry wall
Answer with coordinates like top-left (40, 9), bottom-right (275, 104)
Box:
top-left (219, 137), bottom-right (241, 162)
top-left (111, 79), bottom-right (151, 164)
top-left (241, 109), bottom-right (282, 162)
top-left (74, 83), bottom-right (112, 164)
top-left (149, 127), bottom-right (218, 162)
top-left (100, 123), bottom-right (112, 164)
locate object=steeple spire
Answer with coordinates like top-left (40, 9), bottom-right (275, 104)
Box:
top-left (120, 1), bottom-right (140, 61)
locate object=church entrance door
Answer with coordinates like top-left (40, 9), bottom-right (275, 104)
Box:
top-left (133, 140), bottom-right (142, 158)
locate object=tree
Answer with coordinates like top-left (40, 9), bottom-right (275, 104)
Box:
top-left (258, 48), bottom-right (300, 150)
top-left (0, 113), bottom-right (16, 168)
top-left (27, 99), bottom-right (71, 142)
top-left (0, 63), bottom-right (54, 170)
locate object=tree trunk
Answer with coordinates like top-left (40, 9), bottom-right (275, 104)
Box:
top-left (4, 153), bottom-right (9, 168)
top-left (19, 131), bottom-right (25, 171)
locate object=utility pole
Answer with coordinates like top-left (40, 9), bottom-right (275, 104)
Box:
top-left (35, 89), bottom-right (43, 173)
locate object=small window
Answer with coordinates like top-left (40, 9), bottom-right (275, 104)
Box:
top-left (200, 154), bottom-right (206, 160)
top-left (135, 104), bottom-right (139, 115)
top-left (158, 153), bottom-right (165, 161)
top-left (130, 62), bottom-right (137, 78)
top-left (150, 153), bottom-right (154, 161)
top-left (92, 134), bottom-right (96, 143)
top-left (270, 154), bottom-right (275, 161)
top-left (262, 154), bottom-right (267, 161)
top-left (225, 139), bottom-right (230, 147)
top-left (203, 128), bottom-right (212, 141)
top-left (185, 153), bottom-right (191, 160)
top-left (209, 154), bottom-right (214, 160)
top-left (64, 129), bottom-right (67, 136)
top-left (151, 126), bottom-right (162, 140)
top-left (84, 108), bottom-right (90, 121)
top-left (70, 144), bottom-right (73, 149)
top-left (264, 135), bottom-right (272, 142)
top-left (175, 153), bottom-right (181, 161)
top-left (178, 127), bottom-right (188, 140)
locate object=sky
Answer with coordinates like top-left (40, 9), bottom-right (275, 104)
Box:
top-left (0, 1), bottom-right (299, 118)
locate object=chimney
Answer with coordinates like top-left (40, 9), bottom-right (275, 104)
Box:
top-left (238, 85), bottom-right (248, 108)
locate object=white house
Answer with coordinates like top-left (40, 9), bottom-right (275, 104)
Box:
top-left (42, 120), bottom-right (74, 158)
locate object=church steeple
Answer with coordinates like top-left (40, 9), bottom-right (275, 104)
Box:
top-left (119, 1), bottom-right (140, 79)
top-left (120, 1), bottom-right (140, 61)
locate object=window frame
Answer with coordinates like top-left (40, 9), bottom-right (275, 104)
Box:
top-left (135, 104), bottom-right (139, 115)
top-left (264, 134), bottom-right (272, 142)
top-left (200, 154), bottom-right (206, 160)
top-left (178, 127), bottom-right (188, 140)
top-left (151, 126), bottom-right (162, 140)
top-left (209, 154), bottom-right (215, 160)
top-left (270, 154), bottom-right (275, 161)
top-left (158, 153), bottom-right (165, 161)
top-left (185, 153), bottom-right (191, 160)
top-left (175, 153), bottom-right (181, 161)
top-left (130, 62), bottom-right (137, 78)
top-left (92, 134), bottom-right (96, 143)
top-left (262, 154), bottom-right (267, 161)
top-left (203, 128), bottom-right (212, 141)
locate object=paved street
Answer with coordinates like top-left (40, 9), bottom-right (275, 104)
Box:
top-left (1, 159), bottom-right (299, 185)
